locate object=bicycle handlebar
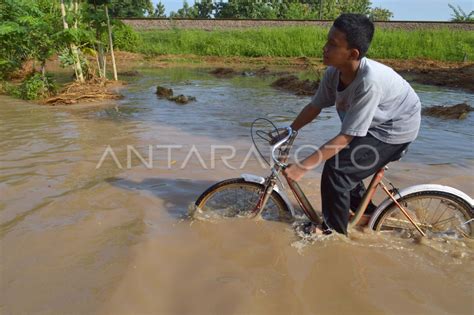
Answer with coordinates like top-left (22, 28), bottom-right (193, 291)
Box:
top-left (271, 126), bottom-right (294, 169)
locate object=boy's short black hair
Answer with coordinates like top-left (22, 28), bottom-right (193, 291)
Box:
top-left (333, 13), bottom-right (374, 59)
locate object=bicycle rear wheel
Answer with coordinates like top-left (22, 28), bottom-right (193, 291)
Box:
top-left (373, 191), bottom-right (473, 238)
top-left (194, 178), bottom-right (292, 222)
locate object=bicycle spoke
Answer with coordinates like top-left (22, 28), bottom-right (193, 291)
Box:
top-left (421, 198), bottom-right (440, 223)
top-left (431, 202), bottom-right (449, 226)
top-left (380, 218), bottom-right (412, 230)
top-left (196, 181), bottom-right (289, 221)
top-left (425, 197), bottom-right (434, 222)
top-left (455, 226), bottom-right (470, 238)
top-left (432, 215), bottom-right (457, 228)
top-left (376, 193), bottom-right (472, 238)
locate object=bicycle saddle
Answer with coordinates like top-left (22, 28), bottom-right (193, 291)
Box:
top-left (390, 148), bottom-right (408, 162)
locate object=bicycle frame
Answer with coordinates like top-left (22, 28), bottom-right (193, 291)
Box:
top-left (251, 127), bottom-right (426, 236)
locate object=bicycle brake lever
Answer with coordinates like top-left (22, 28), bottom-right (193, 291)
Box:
top-left (268, 130), bottom-right (289, 145)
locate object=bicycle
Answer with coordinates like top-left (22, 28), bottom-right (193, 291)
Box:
top-left (194, 119), bottom-right (474, 238)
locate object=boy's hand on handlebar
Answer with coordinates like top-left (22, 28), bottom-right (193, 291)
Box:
top-left (268, 128), bottom-right (289, 145)
top-left (284, 163), bottom-right (308, 182)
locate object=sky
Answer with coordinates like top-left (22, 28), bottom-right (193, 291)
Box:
top-left (152, 0), bottom-right (474, 21)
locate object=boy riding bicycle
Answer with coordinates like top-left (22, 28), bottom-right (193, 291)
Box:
top-left (284, 14), bottom-right (421, 235)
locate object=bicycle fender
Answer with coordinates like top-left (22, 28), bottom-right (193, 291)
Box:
top-left (241, 173), bottom-right (265, 185)
top-left (240, 173), bottom-right (297, 217)
top-left (368, 184), bottom-right (474, 229)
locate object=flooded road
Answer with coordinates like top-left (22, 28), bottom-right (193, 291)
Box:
top-left (1, 68), bottom-right (473, 314)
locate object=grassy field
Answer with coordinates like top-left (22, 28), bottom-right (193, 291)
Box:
top-left (135, 27), bottom-right (474, 62)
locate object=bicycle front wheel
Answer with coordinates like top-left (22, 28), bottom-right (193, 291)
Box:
top-left (373, 191), bottom-right (473, 238)
top-left (194, 178), bottom-right (292, 222)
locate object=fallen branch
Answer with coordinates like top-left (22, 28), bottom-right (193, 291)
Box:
top-left (42, 80), bottom-right (124, 105)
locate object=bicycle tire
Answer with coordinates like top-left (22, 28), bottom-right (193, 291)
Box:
top-left (194, 178), bottom-right (292, 222)
top-left (372, 190), bottom-right (473, 238)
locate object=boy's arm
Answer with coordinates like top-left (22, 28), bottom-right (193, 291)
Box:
top-left (284, 133), bottom-right (353, 181)
top-left (290, 104), bottom-right (321, 131)
top-left (285, 79), bottom-right (381, 182)
top-left (291, 67), bottom-right (335, 132)
top-left (300, 133), bottom-right (353, 169)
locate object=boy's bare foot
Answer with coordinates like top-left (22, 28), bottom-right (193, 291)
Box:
top-left (302, 222), bottom-right (332, 236)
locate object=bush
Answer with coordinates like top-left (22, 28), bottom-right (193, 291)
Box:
top-left (17, 72), bottom-right (56, 100)
top-left (0, 58), bottom-right (21, 80)
top-left (0, 80), bottom-right (23, 97)
top-left (113, 23), bottom-right (141, 51)
top-left (0, 81), bottom-right (9, 94)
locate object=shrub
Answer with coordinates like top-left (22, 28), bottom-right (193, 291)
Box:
top-left (17, 72), bottom-right (56, 100)
top-left (113, 23), bottom-right (141, 51)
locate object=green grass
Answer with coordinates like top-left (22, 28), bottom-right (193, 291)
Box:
top-left (134, 27), bottom-right (474, 62)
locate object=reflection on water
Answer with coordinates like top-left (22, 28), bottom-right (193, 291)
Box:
top-left (0, 67), bottom-right (473, 314)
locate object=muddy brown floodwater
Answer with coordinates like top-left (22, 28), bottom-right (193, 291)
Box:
top-left (1, 67), bottom-right (473, 314)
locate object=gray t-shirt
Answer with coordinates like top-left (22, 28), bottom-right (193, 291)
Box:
top-left (310, 58), bottom-right (421, 144)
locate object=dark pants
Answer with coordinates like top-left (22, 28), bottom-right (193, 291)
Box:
top-left (321, 134), bottom-right (410, 235)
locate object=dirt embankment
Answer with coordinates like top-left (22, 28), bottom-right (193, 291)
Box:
top-left (30, 51), bottom-right (472, 106)
top-left (270, 75), bottom-right (318, 95)
top-left (422, 103), bottom-right (473, 119)
top-left (382, 59), bottom-right (474, 93)
top-left (205, 60), bottom-right (473, 120)
top-left (208, 66), bottom-right (318, 95)
top-left (209, 66), bottom-right (289, 78)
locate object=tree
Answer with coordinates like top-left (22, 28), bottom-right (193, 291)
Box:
top-left (152, 1), bottom-right (166, 18)
top-left (194, 0), bottom-right (215, 18)
top-left (170, 1), bottom-right (198, 18)
top-left (0, 0), bottom-right (63, 80)
top-left (316, 0), bottom-right (372, 20)
top-left (448, 4), bottom-right (474, 22)
top-left (35, 2), bottom-right (61, 79)
top-left (0, 0), bottom-right (63, 98)
top-left (279, 2), bottom-right (317, 20)
top-left (85, 0), bottom-right (118, 80)
top-left (108, 0), bottom-right (154, 18)
top-left (369, 7), bottom-right (393, 21)
top-left (214, 0), bottom-right (279, 19)
top-left (60, 0), bottom-right (85, 82)
top-left (104, 3), bottom-right (117, 80)
top-left (86, 0), bottom-right (108, 78)
top-left (214, 0), bottom-right (239, 18)
top-left (252, 2), bottom-right (278, 19)
top-left (209, 0), bottom-right (388, 20)
top-left (338, 0), bottom-right (372, 15)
